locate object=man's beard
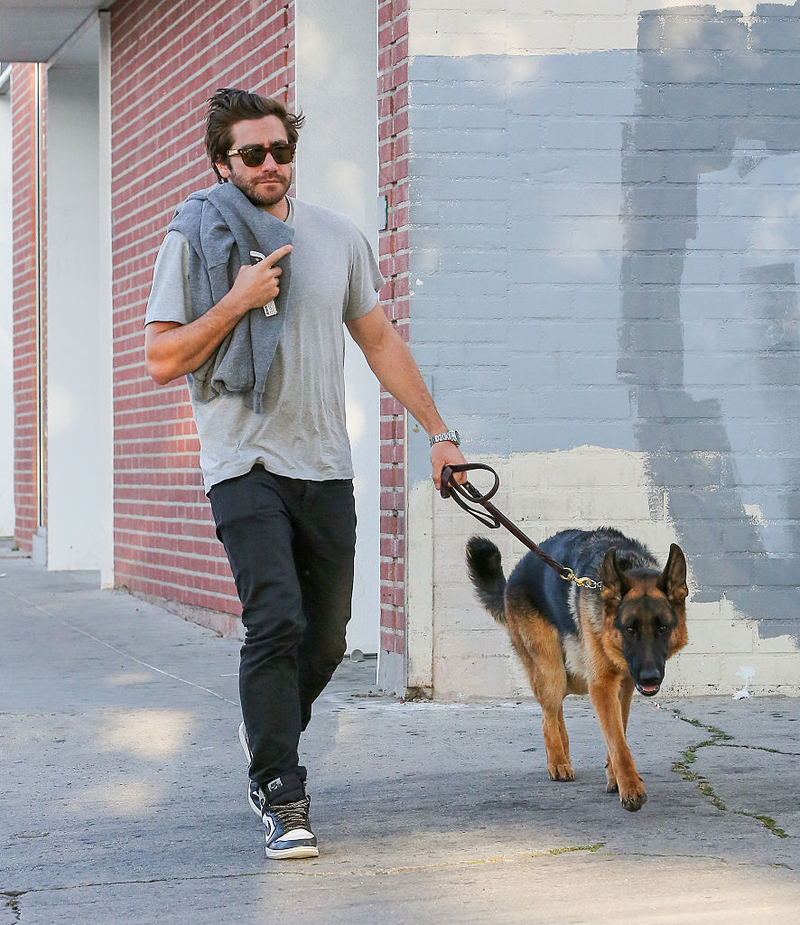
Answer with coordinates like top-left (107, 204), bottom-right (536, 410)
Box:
top-left (230, 170), bottom-right (291, 208)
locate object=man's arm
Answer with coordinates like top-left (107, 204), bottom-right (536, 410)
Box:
top-left (346, 303), bottom-right (467, 490)
top-left (145, 243), bottom-right (293, 384)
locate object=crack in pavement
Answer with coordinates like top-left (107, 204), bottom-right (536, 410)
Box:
top-left (377, 843), bottom-right (606, 875)
top-left (667, 709), bottom-right (791, 839)
top-left (2, 891), bottom-right (22, 924)
top-left (719, 742), bottom-right (800, 758)
top-left (0, 844), bottom-right (607, 896)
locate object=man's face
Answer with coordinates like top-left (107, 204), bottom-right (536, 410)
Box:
top-left (215, 115), bottom-right (293, 211)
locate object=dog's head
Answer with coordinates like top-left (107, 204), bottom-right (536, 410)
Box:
top-left (600, 544), bottom-right (689, 696)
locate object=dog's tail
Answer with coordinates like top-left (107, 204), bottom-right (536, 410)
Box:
top-left (465, 536), bottom-right (507, 624)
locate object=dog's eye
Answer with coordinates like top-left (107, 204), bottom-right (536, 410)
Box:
top-left (657, 623), bottom-right (669, 635)
top-left (625, 625), bottom-right (636, 636)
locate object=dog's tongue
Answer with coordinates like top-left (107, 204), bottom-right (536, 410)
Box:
top-left (637, 683), bottom-right (660, 696)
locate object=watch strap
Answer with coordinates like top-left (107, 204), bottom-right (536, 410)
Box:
top-left (430, 429), bottom-right (461, 447)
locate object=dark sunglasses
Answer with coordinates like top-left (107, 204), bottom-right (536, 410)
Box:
top-left (226, 141), bottom-right (296, 167)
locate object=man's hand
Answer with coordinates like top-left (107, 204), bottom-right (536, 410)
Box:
top-left (145, 243), bottom-right (293, 385)
top-left (431, 440), bottom-right (468, 492)
top-left (230, 243), bottom-right (293, 311)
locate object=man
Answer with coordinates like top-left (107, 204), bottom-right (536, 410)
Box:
top-left (144, 88), bottom-right (466, 860)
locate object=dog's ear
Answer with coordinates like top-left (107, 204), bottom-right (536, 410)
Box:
top-left (658, 543), bottom-right (688, 605)
top-left (601, 547), bottom-right (630, 601)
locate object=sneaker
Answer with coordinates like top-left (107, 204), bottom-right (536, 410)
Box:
top-left (263, 795), bottom-right (319, 860)
top-left (237, 721), bottom-right (262, 818)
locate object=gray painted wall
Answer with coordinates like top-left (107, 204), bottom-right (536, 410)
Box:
top-left (620, 6), bottom-right (800, 639)
top-left (407, 4), bottom-right (800, 649)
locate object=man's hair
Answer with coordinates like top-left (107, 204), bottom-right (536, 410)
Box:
top-left (205, 87), bottom-right (305, 181)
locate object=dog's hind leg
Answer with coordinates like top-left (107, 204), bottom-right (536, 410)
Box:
top-left (558, 707), bottom-right (571, 769)
top-left (543, 700), bottom-right (574, 782)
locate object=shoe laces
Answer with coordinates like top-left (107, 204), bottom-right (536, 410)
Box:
top-left (268, 796), bottom-right (311, 830)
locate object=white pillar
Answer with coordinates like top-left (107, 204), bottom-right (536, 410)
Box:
top-left (295, 0), bottom-right (381, 655)
top-left (44, 15), bottom-right (113, 575)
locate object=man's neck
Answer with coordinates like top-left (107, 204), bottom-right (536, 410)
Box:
top-left (264, 196), bottom-right (289, 222)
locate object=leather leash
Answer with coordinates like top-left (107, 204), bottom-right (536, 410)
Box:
top-left (440, 463), bottom-right (601, 590)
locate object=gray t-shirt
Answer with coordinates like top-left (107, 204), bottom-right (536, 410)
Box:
top-left (146, 197), bottom-right (384, 492)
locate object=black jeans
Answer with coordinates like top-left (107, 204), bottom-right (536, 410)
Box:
top-left (209, 466), bottom-right (356, 803)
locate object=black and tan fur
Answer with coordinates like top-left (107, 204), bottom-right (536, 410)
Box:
top-left (466, 528), bottom-right (688, 812)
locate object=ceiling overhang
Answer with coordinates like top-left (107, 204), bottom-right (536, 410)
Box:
top-left (0, 2), bottom-right (115, 63)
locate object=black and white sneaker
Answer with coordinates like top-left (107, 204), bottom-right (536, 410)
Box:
top-left (237, 721), bottom-right (262, 818)
top-left (263, 795), bottom-right (319, 860)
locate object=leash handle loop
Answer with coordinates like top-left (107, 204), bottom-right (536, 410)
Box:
top-left (440, 463), bottom-right (602, 591)
top-left (440, 463), bottom-right (499, 503)
top-left (440, 464), bottom-right (502, 529)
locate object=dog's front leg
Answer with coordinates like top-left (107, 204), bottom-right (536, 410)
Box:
top-left (589, 675), bottom-right (646, 812)
top-left (603, 677), bottom-right (636, 793)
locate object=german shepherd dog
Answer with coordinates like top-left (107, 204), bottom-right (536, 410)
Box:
top-left (466, 528), bottom-right (688, 811)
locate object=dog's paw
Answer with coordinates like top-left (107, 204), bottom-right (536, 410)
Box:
top-left (606, 782), bottom-right (619, 794)
top-left (547, 763), bottom-right (575, 782)
top-left (620, 788), bottom-right (648, 812)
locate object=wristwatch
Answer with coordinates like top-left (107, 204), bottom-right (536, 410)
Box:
top-left (429, 429), bottom-right (461, 447)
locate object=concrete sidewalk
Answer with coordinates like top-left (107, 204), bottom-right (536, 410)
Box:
top-left (1, 554), bottom-right (799, 925)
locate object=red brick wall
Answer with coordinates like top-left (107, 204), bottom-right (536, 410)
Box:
top-left (377, 0), bottom-right (409, 657)
top-left (11, 64), bottom-right (43, 554)
top-left (110, 0), bottom-right (296, 616)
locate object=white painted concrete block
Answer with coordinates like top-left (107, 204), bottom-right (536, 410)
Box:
top-left (412, 447), bottom-right (800, 699)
